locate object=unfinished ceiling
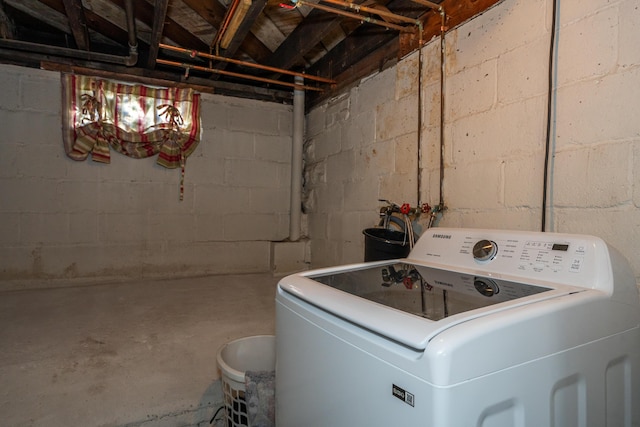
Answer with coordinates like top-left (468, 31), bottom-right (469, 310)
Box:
top-left (0, 0), bottom-right (499, 106)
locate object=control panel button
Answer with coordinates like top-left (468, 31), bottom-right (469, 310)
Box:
top-left (473, 239), bottom-right (498, 262)
top-left (569, 257), bottom-right (584, 273)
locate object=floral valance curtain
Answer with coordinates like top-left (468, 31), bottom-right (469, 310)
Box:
top-left (61, 73), bottom-right (201, 199)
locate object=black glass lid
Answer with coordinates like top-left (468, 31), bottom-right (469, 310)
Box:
top-left (309, 262), bottom-right (551, 321)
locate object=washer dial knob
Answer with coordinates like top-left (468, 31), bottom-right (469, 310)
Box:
top-left (474, 278), bottom-right (499, 297)
top-left (473, 239), bottom-right (498, 262)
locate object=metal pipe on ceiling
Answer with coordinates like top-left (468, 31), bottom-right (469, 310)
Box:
top-left (156, 58), bottom-right (325, 92)
top-left (319, 0), bottom-right (421, 25)
top-left (159, 43), bottom-right (335, 85)
top-left (39, 60), bottom-right (295, 102)
top-left (123, 0), bottom-right (138, 54)
top-left (0, 0), bottom-right (138, 66)
top-left (408, 0), bottom-right (443, 12)
top-left (290, 0), bottom-right (415, 33)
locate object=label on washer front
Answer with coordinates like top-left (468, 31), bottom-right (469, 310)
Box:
top-left (392, 384), bottom-right (414, 407)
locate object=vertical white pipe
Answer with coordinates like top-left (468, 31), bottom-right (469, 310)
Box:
top-left (289, 76), bottom-right (304, 241)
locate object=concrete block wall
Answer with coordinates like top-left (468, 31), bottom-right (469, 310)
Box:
top-left (0, 64), bottom-right (294, 282)
top-left (305, 0), bottom-right (640, 286)
top-left (304, 65), bottom-right (419, 267)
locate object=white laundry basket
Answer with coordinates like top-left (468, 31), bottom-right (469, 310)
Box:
top-left (216, 335), bottom-right (276, 427)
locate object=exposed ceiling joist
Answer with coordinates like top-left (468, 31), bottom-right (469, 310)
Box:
top-left (0, 0), bottom-right (500, 107)
top-left (210, 0), bottom-right (269, 81)
top-left (0, 2), bottom-right (14, 39)
top-left (109, 0), bottom-right (207, 51)
top-left (61, 0), bottom-right (90, 50)
top-left (181, 0), bottom-right (272, 62)
top-left (220, 0), bottom-right (268, 60)
top-left (146, 0), bottom-right (169, 68)
top-left (266, 8), bottom-right (345, 71)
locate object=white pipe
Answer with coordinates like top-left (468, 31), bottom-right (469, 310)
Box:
top-left (290, 76), bottom-right (304, 241)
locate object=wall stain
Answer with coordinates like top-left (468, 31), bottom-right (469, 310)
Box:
top-left (31, 247), bottom-right (42, 275)
top-left (63, 262), bottom-right (78, 278)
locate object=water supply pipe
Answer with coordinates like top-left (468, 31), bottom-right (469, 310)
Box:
top-left (437, 8), bottom-right (446, 209)
top-left (289, 0), bottom-right (414, 33)
top-left (319, 0), bottom-right (421, 25)
top-left (417, 23), bottom-right (424, 207)
top-left (289, 75), bottom-right (304, 241)
top-left (159, 43), bottom-right (335, 85)
top-left (156, 58), bottom-right (324, 91)
top-left (0, 0), bottom-right (138, 66)
top-left (409, 0), bottom-right (446, 210)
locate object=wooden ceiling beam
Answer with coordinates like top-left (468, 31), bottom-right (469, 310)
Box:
top-left (307, 27), bottom-right (398, 82)
top-left (108, 0), bottom-right (208, 52)
top-left (267, 0), bottom-right (403, 71)
top-left (439, 0), bottom-right (502, 28)
top-left (23, 0), bottom-right (71, 37)
top-left (0, 1), bottom-right (16, 39)
top-left (83, 7), bottom-right (149, 50)
top-left (180, 0), bottom-right (226, 33)
top-left (1, 0), bottom-right (503, 105)
top-left (266, 9), bottom-right (344, 71)
top-left (302, 0), bottom-right (419, 80)
top-left (220, 0), bottom-right (267, 60)
top-left (4, 2), bottom-right (72, 45)
top-left (146, 0), bottom-right (169, 68)
top-left (209, 0), bottom-right (267, 80)
top-left (400, 0), bottom-right (503, 53)
top-left (182, 0), bottom-right (271, 62)
top-left (61, 0), bottom-right (90, 50)
top-left (33, 0), bottom-right (69, 26)
top-left (36, 0), bottom-right (135, 49)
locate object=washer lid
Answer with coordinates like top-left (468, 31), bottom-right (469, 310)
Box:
top-left (280, 261), bottom-right (579, 351)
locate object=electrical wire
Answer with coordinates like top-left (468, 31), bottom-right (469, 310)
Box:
top-left (541, 0), bottom-right (559, 232)
top-left (209, 405), bottom-right (225, 425)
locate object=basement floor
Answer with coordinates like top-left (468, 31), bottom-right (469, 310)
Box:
top-left (0, 273), bottom-right (279, 427)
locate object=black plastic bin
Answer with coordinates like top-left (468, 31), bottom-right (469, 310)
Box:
top-left (362, 228), bottom-right (410, 262)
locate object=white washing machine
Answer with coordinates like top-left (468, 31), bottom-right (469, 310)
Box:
top-left (275, 228), bottom-right (640, 427)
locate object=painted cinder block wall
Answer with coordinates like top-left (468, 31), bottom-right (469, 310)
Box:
top-left (305, 0), bottom-right (640, 285)
top-left (0, 64), bottom-right (294, 281)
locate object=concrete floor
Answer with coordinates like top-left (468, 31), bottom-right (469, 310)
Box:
top-left (0, 274), bottom-right (279, 427)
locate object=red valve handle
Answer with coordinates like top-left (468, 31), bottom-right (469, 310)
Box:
top-left (403, 276), bottom-right (413, 289)
top-left (400, 203), bottom-right (411, 215)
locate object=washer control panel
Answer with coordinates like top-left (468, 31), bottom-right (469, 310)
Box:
top-left (409, 228), bottom-right (610, 290)
top-left (464, 236), bottom-right (583, 273)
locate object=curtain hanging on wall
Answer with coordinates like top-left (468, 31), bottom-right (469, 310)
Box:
top-left (61, 73), bottom-right (201, 200)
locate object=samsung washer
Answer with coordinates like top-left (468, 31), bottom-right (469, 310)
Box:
top-left (276, 228), bottom-right (640, 427)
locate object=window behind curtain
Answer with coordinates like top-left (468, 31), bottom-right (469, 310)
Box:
top-left (61, 73), bottom-right (201, 200)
